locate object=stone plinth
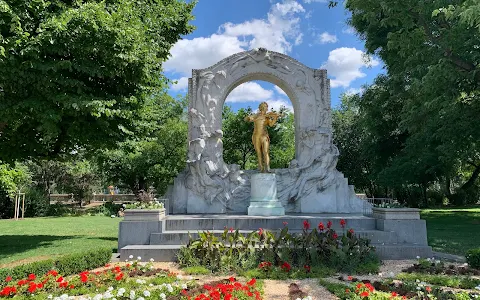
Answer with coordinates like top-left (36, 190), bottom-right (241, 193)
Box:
top-left (372, 208), bottom-right (420, 220)
top-left (124, 209), bottom-right (166, 221)
top-left (248, 173), bottom-right (285, 216)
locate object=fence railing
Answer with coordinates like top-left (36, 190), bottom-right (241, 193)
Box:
top-left (362, 197), bottom-right (398, 217)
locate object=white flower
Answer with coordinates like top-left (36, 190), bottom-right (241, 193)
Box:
top-left (435, 260), bottom-right (441, 264)
top-left (159, 294), bottom-right (166, 300)
top-left (378, 272), bottom-right (383, 277)
top-left (166, 284), bottom-right (173, 293)
top-left (187, 276), bottom-right (193, 280)
top-left (177, 274), bottom-right (183, 279)
top-left (149, 258), bottom-right (154, 262)
top-left (416, 256), bottom-right (420, 259)
top-left (111, 215), bottom-right (115, 218)
top-left (137, 256), bottom-right (142, 261)
top-left (475, 285), bottom-right (480, 290)
top-left (93, 295), bottom-right (103, 300)
top-left (149, 284), bottom-right (154, 287)
top-left (129, 255), bottom-right (134, 259)
top-left (143, 290), bottom-right (151, 297)
top-left (60, 295), bottom-right (69, 300)
top-left (118, 288), bottom-right (126, 294)
top-left (426, 258), bottom-right (431, 261)
top-left (48, 295), bottom-right (53, 299)
top-left (137, 298), bottom-right (145, 300)
top-left (416, 279), bottom-right (420, 283)
top-left (182, 284), bottom-right (188, 289)
top-left (108, 287), bottom-right (114, 291)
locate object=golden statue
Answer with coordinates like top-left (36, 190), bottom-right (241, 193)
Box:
top-left (244, 102), bottom-right (282, 173)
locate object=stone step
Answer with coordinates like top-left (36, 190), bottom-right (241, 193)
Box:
top-left (120, 243), bottom-right (432, 262)
top-left (149, 229), bottom-right (399, 245)
top-left (164, 215), bottom-right (376, 231)
top-left (120, 245), bottom-right (180, 262)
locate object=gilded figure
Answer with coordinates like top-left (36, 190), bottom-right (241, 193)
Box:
top-left (244, 102), bottom-right (282, 173)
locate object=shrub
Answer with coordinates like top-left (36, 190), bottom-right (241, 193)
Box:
top-left (0, 248), bottom-right (112, 280)
top-left (466, 248), bottom-right (480, 269)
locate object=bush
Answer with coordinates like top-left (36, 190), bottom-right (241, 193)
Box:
top-left (466, 248), bottom-right (480, 269)
top-left (0, 248), bottom-right (112, 280)
top-left (24, 188), bottom-right (50, 217)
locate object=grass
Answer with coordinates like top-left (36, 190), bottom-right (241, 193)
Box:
top-left (0, 215), bottom-right (120, 267)
top-left (421, 207), bottom-right (480, 256)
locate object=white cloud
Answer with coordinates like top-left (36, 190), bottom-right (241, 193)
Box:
top-left (303, 0), bottom-right (327, 3)
top-left (164, 1), bottom-right (305, 76)
top-left (274, 86), bottom-right (288, 96)
top-left (318, 32), bottom-right (338, 44)
top-left (345, 87), bottom-right (364, 95)
top-left (321, 47), bottom-right (380, 88)
top-left (226, 82), bottom-right (274, 103)
top-left (342, 26), bottom-right (356, 35)
top-left (170, 77), bottom-right (189, 92)
top-left (266, 99), bottom-right (294, 112)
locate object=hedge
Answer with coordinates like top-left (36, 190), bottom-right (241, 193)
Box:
top-left (0, 248), bottom-right (112, 281)
top-left (466, 248), bottom-right (480, 269)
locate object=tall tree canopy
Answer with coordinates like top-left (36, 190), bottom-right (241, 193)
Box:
top-left (331, 0), bottom-right (480, 205)
top-left (0, 0), bottom-right (196, 162)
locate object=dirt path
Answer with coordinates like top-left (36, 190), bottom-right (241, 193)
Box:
top-left (263, 279), bottom-right (338, 300)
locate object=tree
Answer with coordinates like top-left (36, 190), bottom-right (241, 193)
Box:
top-left (0, 162), bottom-right (31, 218)
top-left (0, 0), bottom-right (196, 162)
top-left (98, 95), bottom-right (187, 195)
top-left (338, 0), bottom-right (480, 205)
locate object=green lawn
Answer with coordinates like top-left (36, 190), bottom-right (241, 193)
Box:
top-left (0, 216), bottom-right (120, 267)
top-left (421, 207), bottom-right (480, 256)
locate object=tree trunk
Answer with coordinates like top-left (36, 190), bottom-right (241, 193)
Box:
top-left (459, 164), bottom-right (480, 192)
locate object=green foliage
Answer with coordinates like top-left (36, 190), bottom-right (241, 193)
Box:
top-left (334, 0), bottom-right (480, 206)
top-left (182, 266), bottom-right (211, 275)
top-left (242, 265), bottom-right (335, 280)
top-left (177, 224), bottom-right (378, 274)
top-left (0, 0), bottom-right (196, 162)
top-left (98, 95), bottom-right (187, 195)
top-left (0, 248), bottom-right (111, 280)
top-left (466, 248), bottom-right (480, 269)
top-left (0, 162), bottom-right (31, 218)
top-left (396, 272), bottom-right (480, 289)
top-left (318, 278), bottom-right (351, 299)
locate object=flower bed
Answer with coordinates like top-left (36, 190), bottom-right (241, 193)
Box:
top-left (178, 219), bottom-right (379, 274)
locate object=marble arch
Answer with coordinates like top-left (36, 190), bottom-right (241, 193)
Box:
top-left (170, 48), bottom-right (365, 214)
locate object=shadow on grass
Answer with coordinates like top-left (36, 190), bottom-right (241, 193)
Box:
top-left (0, 235), bottom-right (80, 260)
top-left (89, 236), bottom-right (118, 242)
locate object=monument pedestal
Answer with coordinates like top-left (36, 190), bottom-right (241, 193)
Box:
top-left (248, 173), bottom-right (285, 216)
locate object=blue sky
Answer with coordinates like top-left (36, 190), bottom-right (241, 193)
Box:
top-left (164, 0), bottom-right (384, 112)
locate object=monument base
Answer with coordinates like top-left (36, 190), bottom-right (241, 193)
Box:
top-left (248, 173), bottom-right (285, 216)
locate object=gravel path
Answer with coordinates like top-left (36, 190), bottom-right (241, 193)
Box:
top-left (263, 279), bottom-right (338, 300)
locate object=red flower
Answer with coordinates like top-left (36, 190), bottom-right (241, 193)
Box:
top-left (426, 286), bottom-right (432, 292)
top-left (28, 274), bottom-right (36, 281)
top-left (104, 264), bottom-right (110, 268)
top-left (258, 228), bottom-right (264, 235)
top-left (349, 228), bottom-right (354, 234)
top-left (327, 220), bottom-right (332, 229)
top-left (59, 281), bottom-right (68, 288)
top-left (229, 227), bottom-right (234, 233)
top-left (0, 286), bottom-right (17, 296)
top-left (28, 284), bottom-right (37, 293)
top-left (56, 276), bottom-right (64, 283)
top-left (228, 277), bottom-right (235, 282)
top-left (318, 222), bottom-right (324, 231)
top-left (283, 221), bottom-right (288, 226)
top-left (304, 265), bottom-right (311, 273)
top-left (360, 291), bottom-right (369, 297)
top-left (391, 291), bottom-right (398, 296)
top-left (281, 262), bottom-right (291, 272)
top-left (340, 219), bottom-right (346, 228)
top-left (181, 289), bottom-right (188, 295)
top-left (347, 276), bottom-right (353, 281)
top-left (5, 276), bottom-right (12, 282)
top-left (17, 279), bottom-right (28, 286)
top-left (247, 278), bottom-right (256, 286)
top-left (345, 288), bottom-right (350, 293)
top-left (115, 273), bottom-right (124, 281)
top-left (36, 283), bottom-right (43, 289)
top-left (332, 232), bottom-right (338, 239)
top-left (47, 270), bottom-right (58, 276)
top-left (69, 284), bottom-right (74, 289)
top-left (365, 283), bottom-right (374, 292)
top-left (303, 220), bottom-right (310, 230)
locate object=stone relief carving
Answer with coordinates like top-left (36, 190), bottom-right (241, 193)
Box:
top-left (171, 48), bottom-right (364, 213)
